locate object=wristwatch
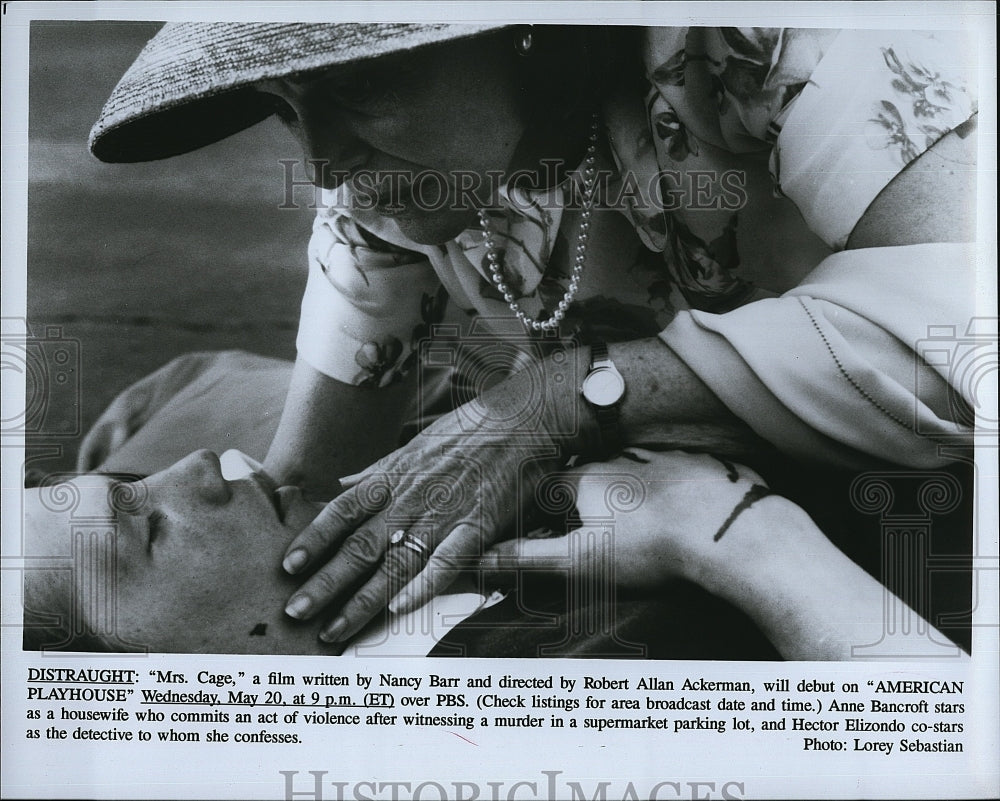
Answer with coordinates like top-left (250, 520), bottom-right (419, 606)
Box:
top-left (580, 341), bottom-right (626, 459)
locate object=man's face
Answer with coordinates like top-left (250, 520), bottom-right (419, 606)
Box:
top-left (25, 450), bottom-right (330, 653)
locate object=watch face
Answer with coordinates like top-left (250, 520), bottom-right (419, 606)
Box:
top-left (582, 367), bottom-right (625, 407)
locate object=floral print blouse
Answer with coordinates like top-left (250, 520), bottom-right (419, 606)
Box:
top-left (296, 27), bottom-right (977, 467)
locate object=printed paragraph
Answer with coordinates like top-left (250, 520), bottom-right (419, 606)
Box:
top-left (22, 665), bottom-right (968, 754)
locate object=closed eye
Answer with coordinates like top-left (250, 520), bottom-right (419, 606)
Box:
top-left (315, 65), bottom-right (400, 111)
top-left (327, 76), bottom-right (381, 107)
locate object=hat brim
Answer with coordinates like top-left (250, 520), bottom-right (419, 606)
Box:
top-left (91, 87), bottom-right (277, 162)
top-left (89, 22), bottom-right (510, 163)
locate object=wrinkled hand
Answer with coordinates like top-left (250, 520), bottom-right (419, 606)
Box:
top-left (281, 366), bottom-right (569, 643)
top-left (481, 449), bottom-right (778, 593)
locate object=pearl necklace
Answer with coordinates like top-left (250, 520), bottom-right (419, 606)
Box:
top-left (478, 115), bottom-right (600, 332)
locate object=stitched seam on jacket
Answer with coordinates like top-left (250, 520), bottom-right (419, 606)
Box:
top-left (797, 297), bottom-right (912, 431)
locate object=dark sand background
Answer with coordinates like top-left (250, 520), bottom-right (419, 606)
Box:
top-left (27, 21), bottom-right (314, 473)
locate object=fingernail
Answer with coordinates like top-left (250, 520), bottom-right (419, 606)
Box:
top-left (319, 618), bottom-right (348, 643)
top-left (283, 549), bottom-right (308, 574)
top-left (285, 595), bottom-right (312, 619)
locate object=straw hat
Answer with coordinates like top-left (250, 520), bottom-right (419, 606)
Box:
top-left (89, 22), bottom-right (509, 163)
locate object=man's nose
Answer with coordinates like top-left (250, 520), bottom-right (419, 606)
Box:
top-left (173, 449), bottom-right (232, 504)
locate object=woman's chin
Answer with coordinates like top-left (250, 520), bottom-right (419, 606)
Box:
top-left (391, 207), bottom-right (478, 245)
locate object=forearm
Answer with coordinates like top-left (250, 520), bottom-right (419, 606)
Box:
top-left (549, 130), bottom-right (978, 465)
top-left (543, 337), bottom-right (763, 459)
top-left (264, 357), bottom-right (414, 497)
top-left (698, 498), bottom-right (966, 660)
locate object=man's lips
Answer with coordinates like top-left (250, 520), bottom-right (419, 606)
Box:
top-left (248, 472), bottom-right (283, 520)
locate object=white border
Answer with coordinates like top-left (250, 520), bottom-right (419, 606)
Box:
top-left (3, 3), bottom-right (997, 799)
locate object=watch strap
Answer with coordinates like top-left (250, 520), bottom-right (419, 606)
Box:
top-left (590, 340), bottom-right (611, 367)
top-left (593, 402), bottom-right (623, 460)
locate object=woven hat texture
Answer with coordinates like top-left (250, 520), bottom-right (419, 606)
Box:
top-left (90, 22), bottom-right (508, 162)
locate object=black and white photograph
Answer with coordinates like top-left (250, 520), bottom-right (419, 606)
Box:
top-left (2, 2), bottom-right (997, 799)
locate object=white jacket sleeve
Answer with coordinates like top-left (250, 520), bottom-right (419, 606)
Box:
top-left (296, 209), bottom-right (442, 387)
top-left (660, 243), bottom-right (977, 468)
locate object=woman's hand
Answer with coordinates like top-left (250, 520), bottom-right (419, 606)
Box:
top-left (279, 356), bottom-right (574, 643)
top-left (480, 448), bottom-right (780, 593)
top-left (275, 337), bottom-right (759, 644)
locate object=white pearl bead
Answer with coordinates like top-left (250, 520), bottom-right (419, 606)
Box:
top-left (480, 112), bottom-right (599, 331)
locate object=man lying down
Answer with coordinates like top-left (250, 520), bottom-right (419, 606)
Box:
top-left (22, 357), bottom-right (968, 660)
top-left (22, 446), bottom-right (498, 657)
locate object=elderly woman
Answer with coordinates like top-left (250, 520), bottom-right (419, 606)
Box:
top-left (24, 448), bottom-right (965, 659)
top-left (84, 23), bottom-right (978, 644)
